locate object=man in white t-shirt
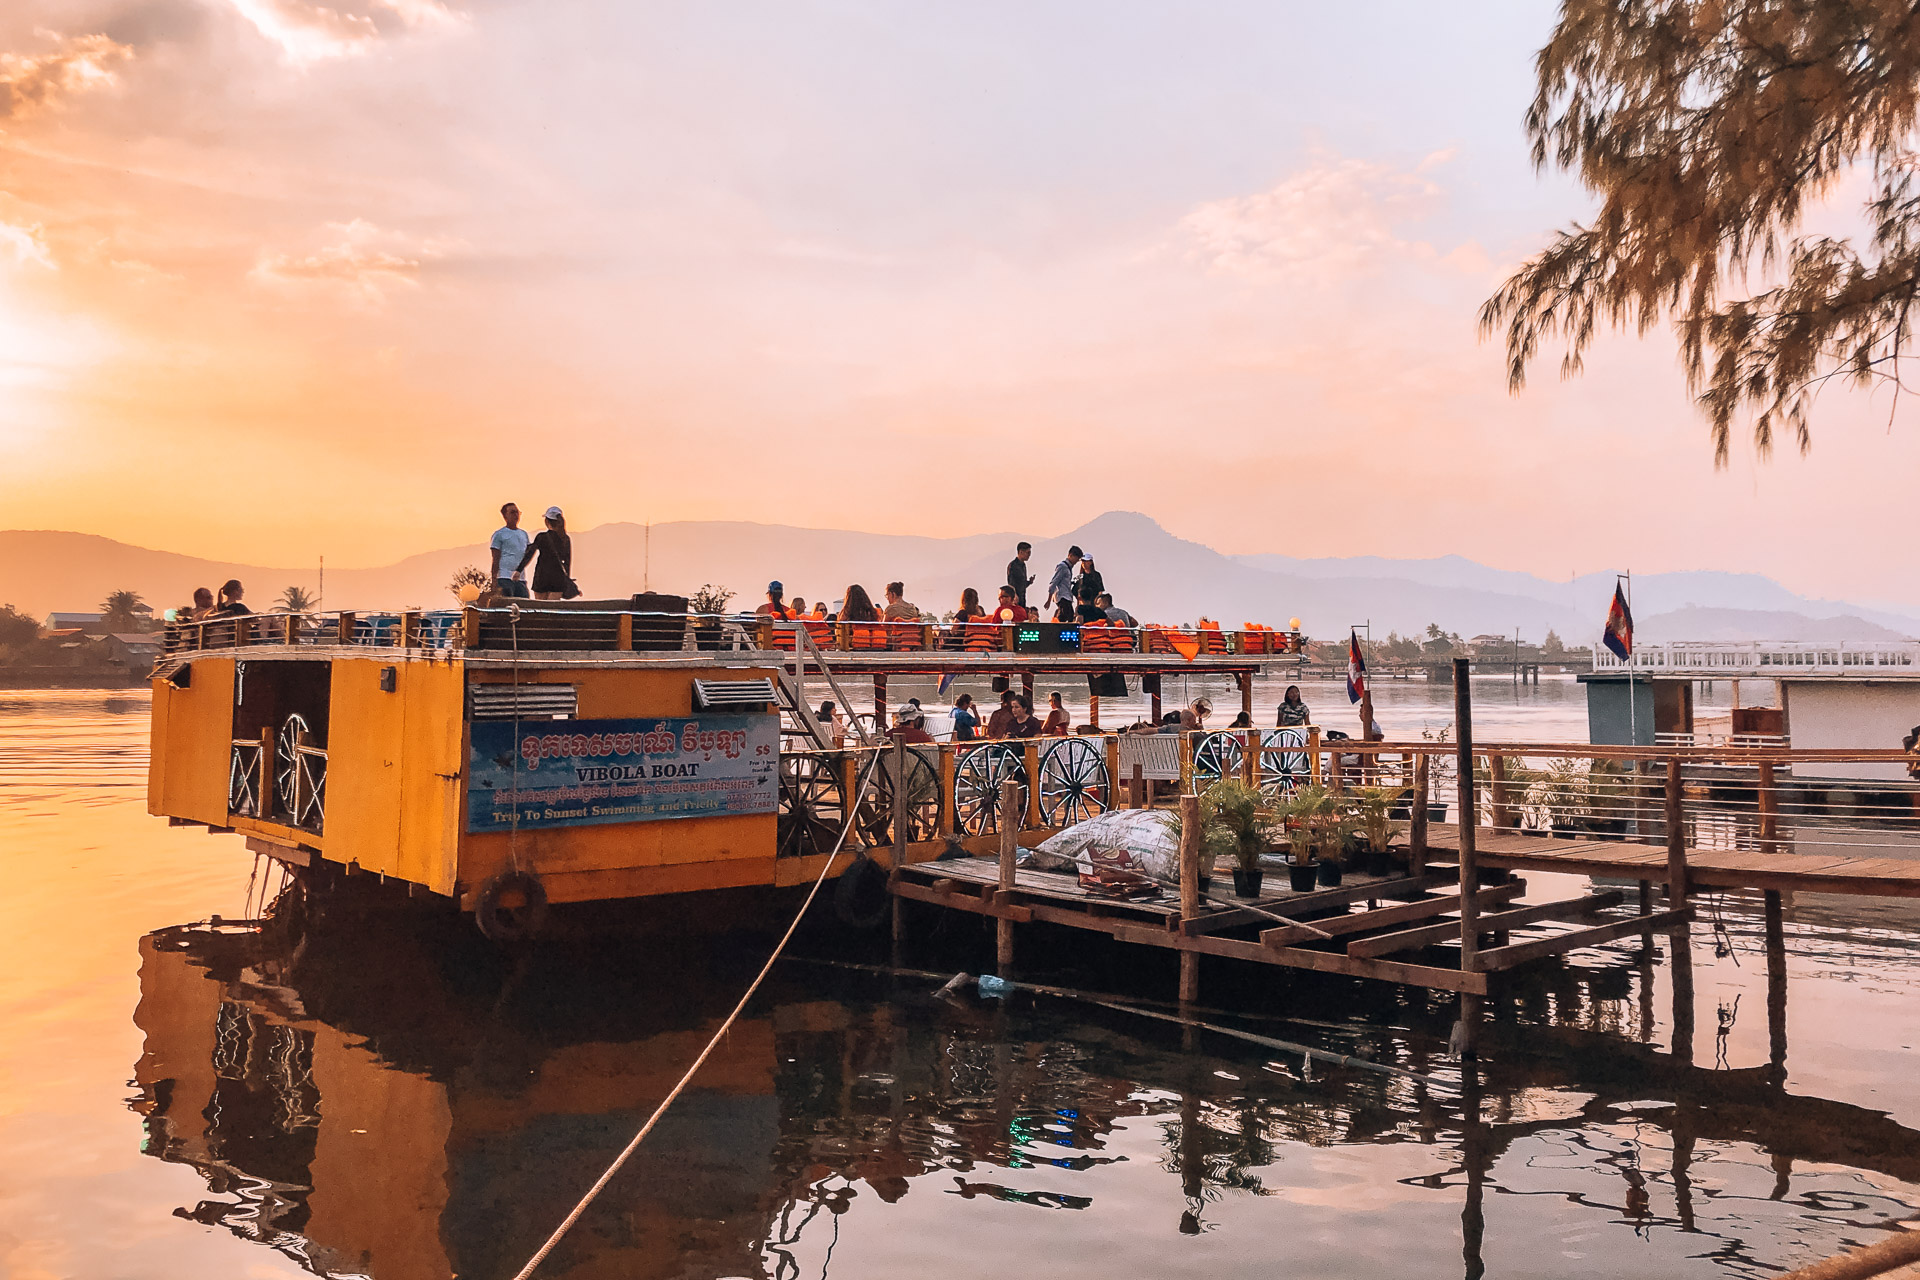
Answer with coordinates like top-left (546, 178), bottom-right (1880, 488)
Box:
top-left (489, 502), bottom-right (531, 598)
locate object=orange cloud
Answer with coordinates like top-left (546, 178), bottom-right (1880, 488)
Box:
top-left (250, 220), bottom-right (431, 301)
top-left (0, 220), bottom-right (54, 269)
top-left (0, 33), bottom-right (132, 121)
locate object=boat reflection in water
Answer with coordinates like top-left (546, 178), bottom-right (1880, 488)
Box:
top-left (129, 906), bottom-right (1920, 1280)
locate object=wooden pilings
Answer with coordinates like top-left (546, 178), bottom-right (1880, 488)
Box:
top-left (1178, 793), bottom-right (1201, 1004)
top-left (1410, 753), bottom-right (1429, 859)
top-left (1666, 757), bottom-right (1688, 905)
top-left (892, 738), bottom-right (909, 965)
top-left (1453, 658), bottom-right (1482, 1057)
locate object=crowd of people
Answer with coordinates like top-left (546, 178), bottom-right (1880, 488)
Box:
top-left (749, 541), bottom-right (1144, 635)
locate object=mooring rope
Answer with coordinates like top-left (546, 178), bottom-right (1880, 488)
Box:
top-left (506, 747), bottom-right (887, 1280)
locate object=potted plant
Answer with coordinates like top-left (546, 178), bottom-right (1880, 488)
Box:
top-left (1184, 780), bottom-right (1272, 899)
top-left (1314, 808), bottom-right (1353, 887)
top-left (1349, 785), bottom-right (1406, 876)
top-left (688, 584), bottom-right (734, 651)
top-left (1280, 785), bottom-right (1332, 892)
top-left (1527, 759), bottom-right (1589, 839)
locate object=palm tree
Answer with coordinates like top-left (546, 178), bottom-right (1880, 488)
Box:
top-left (100, 589), bottom-right (147, 633)
top-left (278, 585), bottom-right (317, 613)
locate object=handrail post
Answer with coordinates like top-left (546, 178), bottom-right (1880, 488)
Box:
top-left (1488, 754), bottom-right (1511, 830)
top-left (1410, 751), bottom-right (1430, 859)
top-left (1242, 729), bottom-right (1259, 786)
top-left (1307, 726), bottom-right (1322, 784)
top-left (259, 727), bottom-right (275, 820)
top-left (1178, 792), bottom-right (1201, 1004)
top-left (1104, 734), bottom-right (1121, 809)
top-left (1024, 741), bottom-right (1042, 829)
top-left (1130, 761), bottom-right (1144, 810)
top-left (399, 610), bottom-right (419, 649)
top-left (1454, 659), bottom-right (1479, 970)
top-left (892, 737), bottom-right (908, 869)
top-left (337, 612), bottom-right (357, 646)
top-left (1666, 757), bottom-right (1688, 905)
top-left (463, 607), bottom-right (482, 650)
top-left (1178, 732), bottom-right (1195, 793)
top-left (996, 779), bottom-right (1019, 977)
top-left (283, 613), bottom-right (296, 645)
top-left (938, 745), bottom-right (958, 836)
top-left (1757, 758), bottom-right (1778, 849)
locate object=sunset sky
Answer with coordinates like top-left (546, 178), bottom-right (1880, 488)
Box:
top-left (4, 1), bottom-right (1919, 606)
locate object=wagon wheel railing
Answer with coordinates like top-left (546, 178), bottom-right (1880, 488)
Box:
top-left (857, 745), bottom-right (943, 847)
top-left (953, 742), bottom-right (1028, 836)
top-left (293, 746), bottom-right (327, 833)
top-left (778, 750), bottom-right (848, 859)
top-left (1190, 731), bottom-right (1244, 792)
top-left (1260, 727), bottom-right (1310, 796)
top-left (1038, 736), bottom-right (1110, 826)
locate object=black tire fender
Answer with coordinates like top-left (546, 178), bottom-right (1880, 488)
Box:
top-left (475, 869), bottom-right (549, 942)
top-left (833, 853), bottom-right (891, 930)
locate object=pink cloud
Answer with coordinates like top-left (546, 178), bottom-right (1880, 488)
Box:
top-left (0, 33), bottom-right (132, 121)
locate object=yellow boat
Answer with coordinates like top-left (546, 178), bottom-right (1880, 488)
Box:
top-left (147, 600), bottom-right (1308, 937)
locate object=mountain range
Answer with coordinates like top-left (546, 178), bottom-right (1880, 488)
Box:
top-left (4, 513), bottom-right (1912, 645)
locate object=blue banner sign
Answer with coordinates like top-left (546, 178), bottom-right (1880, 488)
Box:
top-left (467, 715), bottom-right (779, 832)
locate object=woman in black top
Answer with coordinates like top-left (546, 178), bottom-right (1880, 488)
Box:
top-left (520, 506), bottom-right (575, 600)
top-left (1073, 556), bottom-right (1105, 609)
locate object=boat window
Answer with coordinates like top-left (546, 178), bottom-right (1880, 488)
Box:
top-left (468, 683), bottom-right (578, 720)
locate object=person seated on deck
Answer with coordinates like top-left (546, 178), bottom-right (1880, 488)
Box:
top-left (985, 689), bottom-right (1017, 738)
top-left (1052, 600), bottom-right (1077, 624)
top-left (949, 693), bottom-right (981, 741)
top-left (993, 585), bottom-right (1030, 624)
top-left (1003, 694), bottom-right (1044, 739)
top-left (888, 707), bottom-right (935, 745)
top-left (1097, 592), bottom-right (1136, 628)
top-left (790, 596), bottom-right (808, 616)
top-left (1276, 684), bottom-right (1311, 727)
top-left (1227, 711), bottom-right (1254, 729)
top-left (1157, 711), bottom-right (1184, 733)
top-left (1043, 691), bottom-right (1072, 736)
top-left (1074, 595), bottom-right (1106, 624)
top-left (839, 584), bottom-right (880, 622)
top-left (882, 582), bottom-right (921, 622)
top-left (214, 580), bottom-right (252, 617)
top-left (184, 587), bottom-right (215, 621)
top-left (810, 601), bottom-right (829, 619)
top-left (1178, 697), bottom-right (1213, 732)
top-left (817, 700), bottom-right (845, 748)
top-left (756, 581), bottom-right (792, 619)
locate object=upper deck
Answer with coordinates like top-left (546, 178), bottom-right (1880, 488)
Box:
top-left (155, 600), bottom-right (1308, 678)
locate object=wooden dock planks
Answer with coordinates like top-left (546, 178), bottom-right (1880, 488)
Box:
top-left (1421, 824), bottom-right (1920, 899)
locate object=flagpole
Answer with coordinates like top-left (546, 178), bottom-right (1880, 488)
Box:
top-left (1623, 570), bottom-right (1637, 747)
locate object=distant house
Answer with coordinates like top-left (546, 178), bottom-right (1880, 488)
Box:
top-left (45, 607), bottom-right (154, 637)
top-left (99, 633), bottom-right (163, 672)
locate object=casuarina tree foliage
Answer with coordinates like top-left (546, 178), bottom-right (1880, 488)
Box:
top-left (1483, 1), bottom-right (1920, 462)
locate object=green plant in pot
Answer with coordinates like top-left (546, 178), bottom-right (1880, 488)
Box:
top-left (1349, 785), bottom-right (1406, 877)
top-left (1177, 780), bottom-right (1272, 899)
top-left (1314, 808), bottom-right (1355, 887)
top-left (688, 583), bottom-right (734, 650)
top-left (1281, 785), bottom-right (1332, 892)
top-left (1526, 759), bottom-right (1590, 838)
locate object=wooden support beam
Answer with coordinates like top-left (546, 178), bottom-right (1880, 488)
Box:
top-left (1454, 658), bottom-right (1480, 973)
top-left (939, 746), bottom-right (958, 835)
top-left (1178, 793), bottom-right (1201, 1003)
top-left (1105, 735), bottom-right (1120, 810)
top-left (1757, 759), bottom-right (1778, 846)
top-left (1024, 741), bottom-right (1042, 829)
top-left (1666, 757), bottom-right (1688, 905)
top-left (1488, 755), bottom-right (1512, 830)
top-left (1346, 890), bottom-right (1624, 959)
top-left (996, 779), bottom-right (1019, 975)
top-left (890, 878), bottom-right (1032, 922)
top-left (1110, 922), bottom-right (1489, 993)
top-left (615, 613), bottom-right (633, 651)
top-left (1409, 752), bottom-right (1429, 858)
top-left (1259, 882), bottom-right (1525, 949)
top-left (1186, 872), bottom-right (1451, 937)
top-left (1475, 907), bottom-right (1692, 972)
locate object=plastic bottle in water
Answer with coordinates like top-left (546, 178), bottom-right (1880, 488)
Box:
top-left (977, 974), bottom-right (1013, 998)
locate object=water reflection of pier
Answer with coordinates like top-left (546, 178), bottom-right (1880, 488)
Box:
top-left (128, 916), bottom-right (1920, 1279)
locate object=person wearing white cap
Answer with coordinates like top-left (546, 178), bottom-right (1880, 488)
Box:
top-left (518, 505), bottom-right (577, 600)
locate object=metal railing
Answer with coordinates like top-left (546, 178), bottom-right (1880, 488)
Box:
top-left (1593, 639), bottom-right (1920, 676)
top-left (160, 607), bottom-right (1307, 661)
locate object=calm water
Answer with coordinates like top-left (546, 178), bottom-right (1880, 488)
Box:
top-left (4, 688), bottom-right (1920, 1280)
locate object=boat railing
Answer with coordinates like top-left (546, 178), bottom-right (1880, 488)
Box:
top-left (160, 606), bottom-right (1307, 660)
top-left (226, 729), bottom-right (326, 834)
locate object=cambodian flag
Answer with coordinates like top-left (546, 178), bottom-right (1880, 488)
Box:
top-left (1603, 583), bottom-right (1633, 660)
top-left (937, 672), bottom-right (958, 696)
top-left (1346, 630), bottom-right (1367, 704)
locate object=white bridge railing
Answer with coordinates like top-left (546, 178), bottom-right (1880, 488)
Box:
top-left (1593, 640), bottom-right (1920, 677)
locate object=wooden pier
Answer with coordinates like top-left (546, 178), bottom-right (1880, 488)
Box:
top-left (884, 659), bottom-right (1920, 1049)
